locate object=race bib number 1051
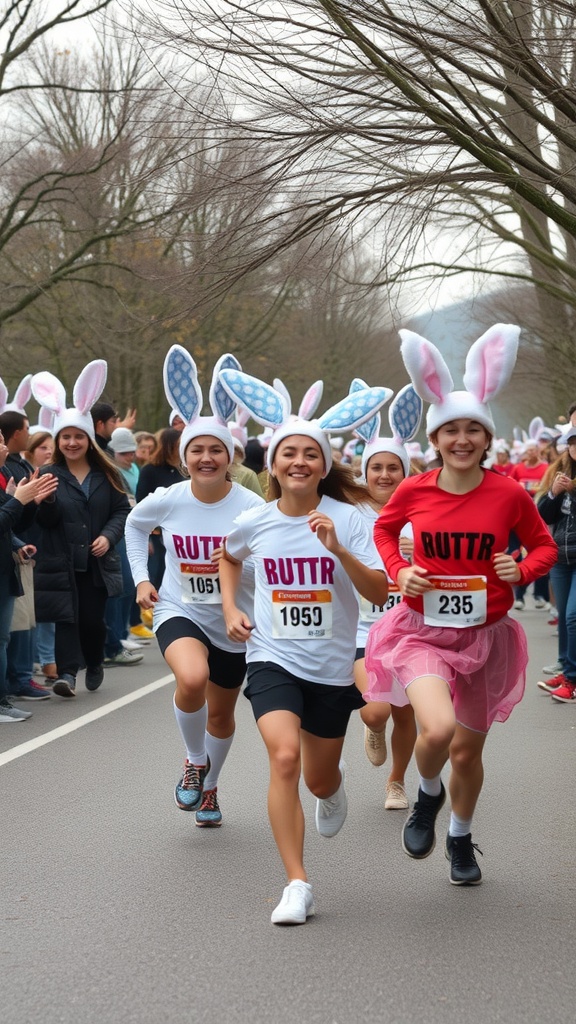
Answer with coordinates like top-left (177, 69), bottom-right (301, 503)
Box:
top-left (423, 576), bottom-right (487, 628)
top-left (272, 589), bottom-right (333, 639)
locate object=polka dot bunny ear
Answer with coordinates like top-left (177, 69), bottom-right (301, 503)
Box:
top-left (163, 345), bottom-right (203, 425)
top-left (209, 353), bottom-right (242, 425)
top-left (389, 384), bottom-right (423, 444)
top-left (219, 370), bottom-right (289, 428)
top-left (351, 378), bottom-right (382, 445)
top-left (316, 385), bottom-right (393, 434)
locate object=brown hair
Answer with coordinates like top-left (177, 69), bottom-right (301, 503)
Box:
top-left (537, 451), bottom-right (576, 500)
top-left (52, 432), bottom-right (126, 492)
top-left (150, 428), bottom-right (181, 467)
top-left (25, 431), bottom-right (53, 460)
top-left (267, 461), bottom-right (370, 506)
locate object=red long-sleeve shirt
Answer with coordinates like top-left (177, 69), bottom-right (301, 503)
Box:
top-left (373, 469), bottom-right (557, 626)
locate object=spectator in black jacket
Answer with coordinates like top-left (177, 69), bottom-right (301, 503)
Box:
top-left (35, 425), bottom-right (130, 697)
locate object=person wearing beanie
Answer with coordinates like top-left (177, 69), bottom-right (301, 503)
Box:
top-left (364, 325), bottom-right (557, 887)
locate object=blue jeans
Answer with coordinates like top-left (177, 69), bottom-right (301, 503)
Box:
top-left (7, 627), bottom-right (34, 694)
top-left (34, 621), bottom-right (55, 666)
top-left (0, 575), bottom-right (16, 701)
top-left (549, 563), bottom-right (576, 682)
top-left (104, 539), bottom-right (136, 658)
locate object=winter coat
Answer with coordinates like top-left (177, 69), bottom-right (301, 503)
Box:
top-left (537, 489), bottom-right (576, 565)
top-left (0, 491), bottom-right (36, 598)
top-left (33, 464), bottom-right (130, 622)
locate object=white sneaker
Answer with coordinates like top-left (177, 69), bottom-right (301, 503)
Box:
top-left (364, 725), bottom-right (387, 766)
top-left (271, 880), bottom-right (315, 925)
top-left (514, 599), bottom-right (525, 610)
top-left (542, 662), bottom-right (562, 675)
top-left (104, 648), bottom-right (144, 666)
top-left (121, 638), bottom-right (145, 651)
top-left (534, 598), bottom-right (550, 610)
top-left (315, 762), bottom-right (347, 838)
top-left (0, 699), bottom-right (32, 722)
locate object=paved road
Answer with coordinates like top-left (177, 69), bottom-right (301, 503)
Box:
top-left (1, 607), bottom-right (574, 1024)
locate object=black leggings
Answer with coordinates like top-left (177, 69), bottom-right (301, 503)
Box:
top-left (56, 571), bottom-right (107, 675)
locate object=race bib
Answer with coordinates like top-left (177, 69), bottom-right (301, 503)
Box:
top-left (271, 589), bottom-right (332, 639)
top-left (423, 576), bottom-right (487, 628)
top-left (360, 584), bottom-right (402, 622)
top-left (180, 562), bottom-right (221, 604)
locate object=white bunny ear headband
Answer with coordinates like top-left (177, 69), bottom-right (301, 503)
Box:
top-left (400, 323), bottom-right (520, 436)
top-left (163, 345), bottom-right (241, 463)
top-left (0, 374), bottom-right (33, 416)
top-left (360, 383), bottom-right (423, 479)
top-left (218, 368), bottom-right (392, 474)
top-left (31, 361), bottom-right (107, 441)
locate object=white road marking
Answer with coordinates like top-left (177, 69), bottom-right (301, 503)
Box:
top-left (0, 674), bottom-right (175, 767)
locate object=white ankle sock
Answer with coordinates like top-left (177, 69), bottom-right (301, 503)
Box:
top-left (204, 732), bottom-right (234, 789)
top-left (419, 774), bottom-right (442, 797)
top-left (173, 698), bottom-right (208, 764)
top-left (449, 812), bottom-right (473, 838)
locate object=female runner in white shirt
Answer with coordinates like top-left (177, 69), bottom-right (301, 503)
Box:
top-left (217, 369), bottom-right (390, 925)
top-left (125, 347), bottom-right (264, 827)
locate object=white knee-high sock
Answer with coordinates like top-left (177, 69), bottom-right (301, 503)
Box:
top-left (173, 697), bottom-right (208, 764)
top-left (204, 732), bottom-right (235, 790)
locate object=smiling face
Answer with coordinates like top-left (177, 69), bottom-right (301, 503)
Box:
top-left (58, 428), bottom-right (90, 463)
top-left (271, 434), bottom-right (325, 497)
top-left (430, 418), bottom-right (491, 472)
top-left (184, 435), bottom-right (230, 488)
top-left (31, 438), bottom-right (55, 468)
top-left (365, 451), bottom-right (405, 505)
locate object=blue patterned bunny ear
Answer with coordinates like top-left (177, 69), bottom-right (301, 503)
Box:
top-left (209, 353), bottom-right (242, 424)
top-left (317, 386), bottom-right (393, 434)
top-left (273, 378), bottom-right (292, 418)
top-left (163, 345), bottom-right (203, 424)
top-left (349, 378), bottom-right (381, 444)
top-left (389, 384), bottom-right (423, 444)
top-left (219, 369), bottom-right (289, 428)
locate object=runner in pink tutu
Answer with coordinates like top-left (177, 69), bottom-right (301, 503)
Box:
top-left (365, 324), bottom-right (557, 885)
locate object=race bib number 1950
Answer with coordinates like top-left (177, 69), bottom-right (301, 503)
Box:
top-left (272, 589), bottom-right (333, 639)
top-left (180, 563), bottom-right (221, 604)
top-left (423, 576), bottom-right (487, 628)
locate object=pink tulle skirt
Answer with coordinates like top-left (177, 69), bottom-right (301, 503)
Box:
top-left (364, 602), bottom-right (528, 734)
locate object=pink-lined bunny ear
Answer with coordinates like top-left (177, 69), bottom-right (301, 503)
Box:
top-left (463, 324), bottom-right (520, 403)
top-left (400, 330), bottom-right (453, 404)
top-left (73, 360), bottom-right (107, 414)
top-left (209, 353), bottom-right (242, 424)
top-left (5, 374), bottom-right (33, 413)
top-left (298, 381), bottom-right (323, 421)
top-left (529, 416), bottom-right (544, 441)
top-left (31, 371), bottom-right (67, 416)
top-left (38, 406), bottom-right (55, 431)
top-left (0, 377), bottom-right (7, 413)
top-left (273, 378), bottom-right (292, 418)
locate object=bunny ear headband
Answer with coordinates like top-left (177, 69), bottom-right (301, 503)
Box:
top-left (218, 368), bottom-right (392, 474)
top-left (361, 384), bottom-right (423, 479)
top-left (400, 323), bottom-right (520, 435)
top-left (163, 345), bottom-right (241, 463)
top-left (0, 374), bottom-right (33, 415)
top-left (31, 361), bottom-right (107, 440)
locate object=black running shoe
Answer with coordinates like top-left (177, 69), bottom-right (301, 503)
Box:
top-left (445, 833), bottom-right (483, 885)
top-left (85, 665), bottom-right (104, 691)
top-left (402, 784), bottom-right (446, 858)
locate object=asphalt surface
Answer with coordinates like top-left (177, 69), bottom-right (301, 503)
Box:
top-left (1, 605), bottom-right (575, 1024)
